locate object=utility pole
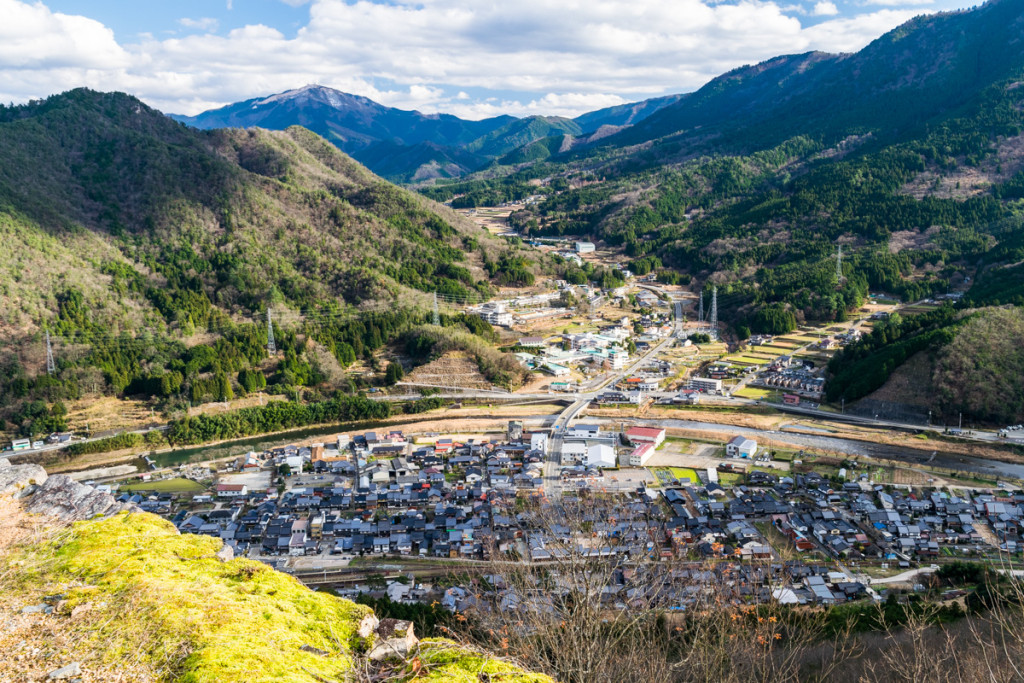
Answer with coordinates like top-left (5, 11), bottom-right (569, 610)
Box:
top-left (709, 286), bottom-right (718, 338)
top-left (432, 292), bottom-right (440, 326)
top-left (697, 289), bottom-right (704, 332)
top-left (836, 244), bottom-right (844, 283)
top-left (45, 330), bottom-right (55, 376)
top-left (266, 309), bottom-right (276, 357)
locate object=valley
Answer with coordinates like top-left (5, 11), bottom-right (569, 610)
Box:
top-left (5, 2), bottom-right (1024, 682)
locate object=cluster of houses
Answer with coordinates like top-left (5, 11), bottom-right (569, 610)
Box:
top-left (514, 311), bottom-right (675, 380)
top-left (754, 364), bottom-right (825, 398)
top-left (117, 416), bottom-right (1024, 616)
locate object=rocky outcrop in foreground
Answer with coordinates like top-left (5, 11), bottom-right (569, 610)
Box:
top-left (24, 474), bottom-right (138, 522)
top-left (0, 457), bottom-right (47, 499)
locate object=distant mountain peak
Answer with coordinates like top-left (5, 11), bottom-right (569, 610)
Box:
top-left (253, 84), bottom-right (378, 110)
top-left (174, 85), bottom-right (684, 182)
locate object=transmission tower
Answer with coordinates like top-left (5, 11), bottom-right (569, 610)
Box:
top-left (266, 309), bottom-right (276, 356)
top-left (836, 244), bottom-right (844, 283)
top-left (45, 330), bottom-right (56, 376)
top-left (697, 289), bottom-right (704, 332)
top-left (432, 292), bottom-right (440, 326)
top-left (709, 286), bottom-right (718, 337)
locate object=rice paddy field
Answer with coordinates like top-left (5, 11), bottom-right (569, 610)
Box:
top-left (757, 344), bottom-right (800, 352)
top-left (120, 478), bottom-right (206, 493)
top-left (669, 467), bottom-right (702, 484)
top-left (729, 356), bottom-right (772, 365)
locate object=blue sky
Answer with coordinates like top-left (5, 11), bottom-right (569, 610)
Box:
top-left (2, 0), bottom-right (975, 119)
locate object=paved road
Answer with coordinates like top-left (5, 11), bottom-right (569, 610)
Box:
top-left (869, 566), bottom-right (937, 586)
top-left (541, 334), bottom-right (679, 498)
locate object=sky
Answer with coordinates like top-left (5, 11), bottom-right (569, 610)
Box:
top-left (0, 0), bottom-right (975, 120)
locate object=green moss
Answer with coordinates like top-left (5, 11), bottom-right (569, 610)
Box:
top-left (13, 513), bottom-right (551, 683)
top-left (416, 640), bottom-right (554, 682)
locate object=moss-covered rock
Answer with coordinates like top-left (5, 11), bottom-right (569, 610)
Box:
top-left (12, 512), bottom-right (551, 682)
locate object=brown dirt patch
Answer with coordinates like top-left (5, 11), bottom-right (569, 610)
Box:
top-left (65, 396), bottom-right (154, 436)
top-left (404, 351), bottom-right (493, 391)
top-left (187, 392), bottom-right (286, 418)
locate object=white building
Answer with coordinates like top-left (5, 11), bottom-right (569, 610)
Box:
top-left (543, 362), bottom-right (571, 377)
top-left (689, 377), bottom-right (723, 393)
top-left (216, 483), bottom-right (248, 498)
top-left (561, 441), bottom-right (588, 465)
top-left (477, 302), bottom-right (514, 327)
top-left (726, 435), bottom-right (758, 458)
top-left (629, 443), bottom-right (655, 467)
top-left (604, 348), bottom-right (629, 370)
top-left (574, 241), bottom-right (596, 254)
top-left (566, 424), bottom-right (601, 439)
top-left (531, 432), bottom-right (549, 453)
top-left (587, 444), bottom-right (617, 469)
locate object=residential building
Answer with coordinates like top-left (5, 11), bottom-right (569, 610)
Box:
top-left (726, 436), bottom-right (758, 459)
top-left (216, 484), bottom-right (249, 498)
top-left (561, 441), bottom-right (588, 465)
top-left (566, 424), bottom-right (601, 439)
top-left (689, 377), bottom-right (723, 393)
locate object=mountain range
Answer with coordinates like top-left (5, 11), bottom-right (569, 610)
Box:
top-left (172, 87), bottom-right (683, 182)
top-left (3, 0), bottom-right (1024, 425)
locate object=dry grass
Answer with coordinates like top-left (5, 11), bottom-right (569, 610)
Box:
top-left (64, 396), bottom-right (155, 435)
top-left (404, 351), bottom-right (495, 391)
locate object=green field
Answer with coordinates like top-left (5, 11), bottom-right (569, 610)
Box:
top-left (729, 355), bottom-right (772, 365)
top-left (718, 472), bottom-right (744, 486)
top-left (755, 345), bottom-right (798, 353)
top-left (669, 467), bottom-right (702, 484)
top-left (120, 478), bottom-right (205, 493)
top-left (734, 387), bottom-right (769, 399)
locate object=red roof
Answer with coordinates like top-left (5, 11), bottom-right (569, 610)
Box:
top-left (626, 427), bottom-right (665, 439)
top-left (216, 484), bottom-right (245, 491)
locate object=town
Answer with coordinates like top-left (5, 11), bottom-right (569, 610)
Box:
top-left (100, 416), bottom-right (1024, 615)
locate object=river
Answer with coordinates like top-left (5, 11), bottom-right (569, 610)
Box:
top-left (143, 412), bottom-right (1024, 482)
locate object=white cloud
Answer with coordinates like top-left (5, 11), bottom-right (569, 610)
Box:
top-left (0, 0), bottom-right (129, 69)
top-left (179, 17), bottom-right (219, 32)
top-left (0, 0), bottom-right (971, 118)
top-left (812, 2), bottom-right (839, 16)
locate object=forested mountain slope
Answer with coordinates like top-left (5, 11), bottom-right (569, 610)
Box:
top-left (605, 0), bottom-right (1024, 156)
top-left (424, 0), bottom-right (1024, 335)
top-left (0, 89), bottom-right (538, 437)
